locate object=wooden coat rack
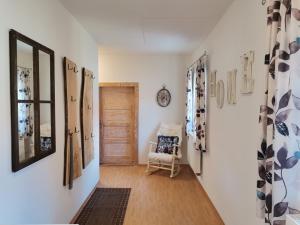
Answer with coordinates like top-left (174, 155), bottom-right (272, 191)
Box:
top-left (63, 57), bottom-right (82, 189)
top-left (80, 68), bottom-right (95, 169)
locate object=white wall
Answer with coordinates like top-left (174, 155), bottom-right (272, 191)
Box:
top-left (187, 0), bottom-right (266, 225)
top-left (99, 52), bottom-right (187, 164)
top-left (0, 0), bottom-right (99, 223)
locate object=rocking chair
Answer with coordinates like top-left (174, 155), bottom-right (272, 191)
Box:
top-left (146, 123), bottom-right (182, 178)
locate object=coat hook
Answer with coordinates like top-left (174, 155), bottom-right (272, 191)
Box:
top-left (68, 64), bottom-right (74, 71)
top-left (262, 0), bottom-right (266, 5)
top-left (75, 127), bottom-right (80, 133)
top-left (71, 96), bottom-right (77, 102)
top-left (91, 133), bottom-right (95, 138)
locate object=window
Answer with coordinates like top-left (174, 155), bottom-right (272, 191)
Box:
top-left (186, 67), bottom-right (197, 135)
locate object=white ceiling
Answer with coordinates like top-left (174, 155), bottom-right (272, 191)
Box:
top-left (59, 0), bottom-right (233, 53)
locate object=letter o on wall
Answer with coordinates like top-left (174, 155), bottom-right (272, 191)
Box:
top-left (216, 80), bottom-right (224, 109)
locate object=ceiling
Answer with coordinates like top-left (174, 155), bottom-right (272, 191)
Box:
top-left (60, 0), bottom-right (233, 53)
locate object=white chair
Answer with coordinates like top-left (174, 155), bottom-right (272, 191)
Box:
top-left (146, 123), bottom-right (182, 178)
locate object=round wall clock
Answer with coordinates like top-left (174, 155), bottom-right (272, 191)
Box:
top-left (157, 86), bottom-right (171, 107)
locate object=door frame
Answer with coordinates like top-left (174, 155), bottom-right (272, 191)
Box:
top-left (99, 82), bottom-right (139, 165)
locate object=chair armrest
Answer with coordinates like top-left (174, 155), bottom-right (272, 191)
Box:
top-left (149, 141), bottom-right (157, 153)
top-left (172, 144), bottom-right (180, 156)
top-left (149, 141), bottom-right (158, 145)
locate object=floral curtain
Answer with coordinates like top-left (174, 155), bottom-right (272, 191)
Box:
top-left (257, 1), bottom-right (300, 224)
top-left (185, 56), bottom-right (208, 152)
top-left (17, 67), bottom-right (33, 138)
top-left (195, 58), bottom-right (207, 152)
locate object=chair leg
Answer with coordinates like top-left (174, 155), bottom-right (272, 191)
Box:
top-left (170, 159), bottom-right (175, 178)
top-left (145, 160), bottom-right (150, 174)
top-left (174, 164), bottom-right (181, 177)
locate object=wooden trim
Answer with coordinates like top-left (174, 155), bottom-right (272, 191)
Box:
top-left (33, 47), bottom-right (40, 157)
top-left (133, 84), bottom-right (139, 165)
top-left (80, 68), bottom-right (86, 168)
top-left (69, 186), bottom-right (97, 224)
top-left (10, 29), bottom-right (19, 171)
top-left (187, 165), bottom-right (225, 225)
top-left (99, 82), bottom-right (139, 165)
top-left (63, 57), bottom-right (68, 186)
top-left (99, 82), bottom-right (139, 88)
top-left (99, 86), bottom-right (103, 165)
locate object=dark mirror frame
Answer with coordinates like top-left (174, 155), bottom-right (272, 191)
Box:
top-left (9, 29), bottom-right (56, 172)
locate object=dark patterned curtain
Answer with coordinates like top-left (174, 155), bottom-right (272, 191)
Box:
top-left (195, 57), bottom-right (207, 152)
top-left (257, 1), bottom-right (300, 224)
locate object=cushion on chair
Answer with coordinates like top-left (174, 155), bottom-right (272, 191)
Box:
top-left (148, 152), bottom-right (174, 163)
top-left (155, 136), bottom-right (179, 155)
top-left (148, 150), bottom-right (182, 163)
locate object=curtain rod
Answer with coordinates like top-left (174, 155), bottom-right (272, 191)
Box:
top-left (187, 51), bottom-right (207, 69)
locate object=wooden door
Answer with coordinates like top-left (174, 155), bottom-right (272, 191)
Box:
top-left (99, 83), bottom-right (138, 165)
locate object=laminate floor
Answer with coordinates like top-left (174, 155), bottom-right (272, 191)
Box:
top-left (98, 165), bottom-right (224, 225)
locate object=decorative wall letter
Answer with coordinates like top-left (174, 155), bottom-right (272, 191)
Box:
top-left (240, 51), bottom-right (255, 94)
top-left (227, 69), bottom-right (237, 105)
top-left (216, 80), bottom-right (225, 109)
top-left (210, 70), bottom-right (217, 97)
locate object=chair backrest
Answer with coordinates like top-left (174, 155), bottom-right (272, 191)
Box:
top-left (156, 123), bottom-right (183, 145)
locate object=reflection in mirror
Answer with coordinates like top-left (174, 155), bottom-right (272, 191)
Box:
top-left (17, 41), bottom-right (34, 101)
top-left (18, 103), bottom-right (35, 162)
top-left (40, 104), bottom-right (52, 151)
top-left (39, 51), bottom-right (51, 100)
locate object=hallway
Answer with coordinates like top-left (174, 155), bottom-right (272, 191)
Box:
top-left (98, 166), bottom-right (224, 225)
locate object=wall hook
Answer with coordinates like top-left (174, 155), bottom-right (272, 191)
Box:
top-left (71, 96), bottom-right (77, 102)
top-left (74, 127), bottom-right (80, 134)
top-left (262, 0), bottom-right (266, 5)
top-left (68, 64), bottom-right (74, 71)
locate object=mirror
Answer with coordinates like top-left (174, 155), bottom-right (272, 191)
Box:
top-left (18, 103), bottom-right (35, 162)
top-left (39, 50), bottom-right (51, 101)
top-left (10, 30), bottom-right (56, 172)
top-left (40, 104), bottom-right (52, 152)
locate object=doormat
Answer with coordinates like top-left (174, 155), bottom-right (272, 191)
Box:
top-left (75, 188), bottom-right (131, 225)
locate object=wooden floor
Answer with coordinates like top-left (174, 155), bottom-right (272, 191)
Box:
top-left (98, 165), bottom-right (224, 225)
